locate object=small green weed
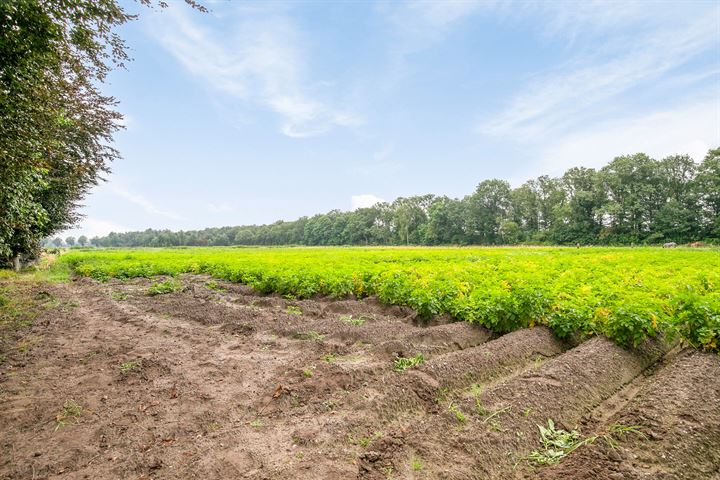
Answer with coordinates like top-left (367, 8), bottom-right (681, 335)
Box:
top-left (302, 367), bottom-right (314, 378)
top-left (393, 353), bottom-right (425, 372)
top-left (410, 456), bottom-right (423, 471)
top-left (340, 314), bottom-right (368, 326)
top-left (347, 431), bottom-right (382, 447)
top-left (110, 290), bottom-right (128, 300)
top-left (250, 419), bottom-right (263, 428)
top-left (119, 361), bottom-right (140, 373)
top-left (286, 305), bottom-right (303, 315)
top-left (321, 353), bottom-right (337, 363)
top-left (147, 279), bottom-right (182, 296)
top-left (296, 330), bottom-right (324, 341)
top-left (205, 280), bottom-right (226, 292)
top-left (600, 423), bottom-right (647, 449)
top-left (55, 399), bottom-right (82, 430)
top-left (528, 419), bottom-right (594, 465)
top-left (448, 403), bottom-right (467, 424)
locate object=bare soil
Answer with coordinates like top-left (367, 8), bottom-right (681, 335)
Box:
top-left (1, 274), bottom-right (718, 479)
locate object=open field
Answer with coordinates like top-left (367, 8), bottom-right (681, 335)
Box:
top-left (2, 248), bottom-right (720, 479)
top-left (1, 265), bottom-right (719, 479)
top-left (61, 246), bottom-right (720, 351)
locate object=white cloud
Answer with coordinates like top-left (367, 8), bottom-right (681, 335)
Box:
top-left (110, 186), bottom-right (184, 220)
top-left (351, 194), bottom-right (384, 210)
top-left (151, 7), bottom-right (360, 138)
top-left (534, 97), bottom-right (720, 176)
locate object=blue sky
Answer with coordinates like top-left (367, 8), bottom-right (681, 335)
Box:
top-left (65, 0), bottom-right (720, 239)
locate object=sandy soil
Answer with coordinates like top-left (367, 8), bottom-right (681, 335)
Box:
top-left (1, 274), bottom-right (718, 479)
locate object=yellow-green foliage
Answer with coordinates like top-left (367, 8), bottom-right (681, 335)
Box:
top-left (59, 247), bottom-right (720, 351)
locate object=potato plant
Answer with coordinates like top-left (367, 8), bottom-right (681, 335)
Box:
top-left (60, 246), bottom-right (720, 352)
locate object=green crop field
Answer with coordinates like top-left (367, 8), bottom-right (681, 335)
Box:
top-left (59, 246), bottom-right (720, 352)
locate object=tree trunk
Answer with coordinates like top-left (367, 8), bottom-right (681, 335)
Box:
top-left (12, 254), bottom-right (21, 272)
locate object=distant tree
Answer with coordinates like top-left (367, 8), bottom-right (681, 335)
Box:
top-left (695, 148), bottom-right (720, 239)
top-left (77, 235), bottom-right (88, 247)
top-left (498, 219), bottom-right (521, 244)
top-left (65, 236), bottom-right (76, 247)
top-left (466, 180), bottom-right (512, 244)
top-left (52, 237), bottom-right (63, 247)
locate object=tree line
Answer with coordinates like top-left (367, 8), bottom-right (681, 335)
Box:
top-left (83, 149), bottom-right (719, 248)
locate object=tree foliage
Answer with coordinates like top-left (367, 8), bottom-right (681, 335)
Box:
top-left (0, 0), bottom-right (204, 267)
top-left (91, 150), bottom-right (719, 248)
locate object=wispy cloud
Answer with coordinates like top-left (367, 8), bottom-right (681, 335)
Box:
top-left (479, 14), bottom-right (718, 140)
top-left (110, 186), bottom-right (184, 220)
top-left (151, 6), bottom-right (360, 138)
top-left (351, 194), bottom-right (384, 210)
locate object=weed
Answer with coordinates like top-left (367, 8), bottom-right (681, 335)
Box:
top-left (55, 399), bottom-right (82, 430)
top-left (601, 423), bottom-right (647, 449)
top-left (483, 405), bottom-right (511, 423)
top-left (286, 305), bottom-right (302, 315)
top-left (448, 403), bottom-right (467, 424)
top-left (489, 420), bottom-right (505, 432)
top-left (393, 353), bottom-right (425, 372)
top-left (524, 407), bottom-right (533, 418)
top-left (302, 367), bottom-right (314, 378)
top-left (250, 419), bottom-right (263, 428)
top-left (119, 361), bottom-right (140, 373)
top-left (205, 280), bottom-right (226, 292)
top-left (296, 330), bottom-right (324, 341)
top-left (147, 279), bottom-right (182, 296)
top-left (111, 291), bottom-right (128, 300)
top-left (340, 314), bottom-right (368, 326)
top-left (435, 386), bottom-right (451, 404)
top-left (348, 431), bottom-right (382, 447)
top-left (321, 353), bottom-right (337, 363)
top-left (475, 398), bottom-right (489, 416)
top-left (528, 419), bottom-right (594, 465)
top-left (469, 383), bottom-right (483, 397)
top-left (410, 456), bottom-right (424, 471)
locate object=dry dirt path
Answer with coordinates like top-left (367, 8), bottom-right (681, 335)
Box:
top-left (1, 275), bottom-right (718, 479)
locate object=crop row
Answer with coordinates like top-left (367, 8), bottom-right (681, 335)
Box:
top-left (59, 247), bottom-right (720, 352)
